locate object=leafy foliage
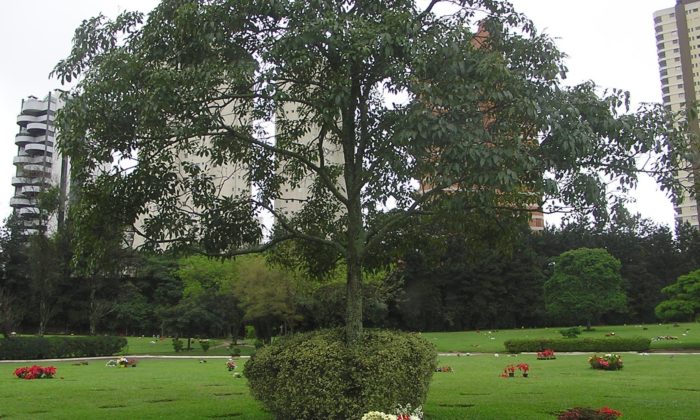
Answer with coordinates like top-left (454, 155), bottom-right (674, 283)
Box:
top-left (655, 269), bottom-right (700, 321)
top-left (544, 248), bottom-right (627, 327)
top-left (53, 0), bottom-right (687, 343)
top-left (244, 329), bottom-right (436, 419)
top-left (0, 336), bottom-right (126, 360)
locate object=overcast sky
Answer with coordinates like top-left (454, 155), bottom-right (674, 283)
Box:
top-left (0, 0), bottom-right (676, 228)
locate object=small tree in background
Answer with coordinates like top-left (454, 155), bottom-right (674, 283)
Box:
top-left (655, 269), bottom-right (700, 322)
top-left (544, 248), bottom-right (627, 329)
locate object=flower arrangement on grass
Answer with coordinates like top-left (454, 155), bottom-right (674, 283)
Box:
top-left (517, 363), bottom-right (529, 377)
top-left (589, 354), bottom-right (623, 371)
top-left (226, 358), bottom-right (237, 371)
top-left (557, 406), bottom-right (622, 419)
top-left (14, 365), bottom-right (56, 380)
top-left (361, 404), bottom-right (423, 420)
top-left (105, 357), bottom-right (137, 368)
top-left (435, 366), bottom-right (453, 372)
top-left (537, 348), bottom-right (556, 360)
top-left (500, 364), bottom-right (516, 378)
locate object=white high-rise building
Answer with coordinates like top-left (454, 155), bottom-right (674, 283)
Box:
top-left (273, 101), bottom-right (345, 217)
top-left (10, 90), bottom-right (71, 236)
top-left (654, 0), bottom-right (700, 227)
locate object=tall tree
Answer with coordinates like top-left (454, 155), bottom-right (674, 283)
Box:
top-left (54, 0), bottom-right (686, 344)
top-left (544, 248), bottom-right (627, 329)
top-left (177, 255), bottom-right (244, 338)
top-left (0, 217), bottom-right (27, 337)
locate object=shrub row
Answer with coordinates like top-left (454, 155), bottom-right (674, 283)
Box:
top-left (0, 336), bottom-right (127, 360)
top-left (504, 337), bottom-right (650, 353)
top-left (245, 329), bottom-right (437, 420)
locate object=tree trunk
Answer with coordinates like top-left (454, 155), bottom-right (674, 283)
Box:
top-left (37, 297), bottom-right (48, 337)
top-left (345, 252), bottom-right (363, 345)
top-left (345, 195), bottom-right (364, 345)
top-left (89, 286), bottom-right (98, 336)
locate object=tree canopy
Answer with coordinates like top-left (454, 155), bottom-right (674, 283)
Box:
top-left (53, 0), bottom-right (687, 343)
top-left (655, 269), bottom-right (700, 322)
top-left (544, 247), bottom-right (627, 328)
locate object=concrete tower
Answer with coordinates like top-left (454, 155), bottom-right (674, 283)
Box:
top-left (10, 90), bottom-right (71, 236)
top-left (654, 0), bottom-right (700, 227)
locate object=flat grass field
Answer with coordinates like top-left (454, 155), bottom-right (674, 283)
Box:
top-left (420, 322), bottom-right (699, 353)
top-left (1, 354), bottom-right (699, 419)
top-left (119, 322), bottom-right (699, 357)
top-left (121, 337), bottom-right (257, 356)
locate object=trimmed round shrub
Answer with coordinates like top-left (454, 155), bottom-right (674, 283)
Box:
top-left (244, 329), bottom-right (437, 419)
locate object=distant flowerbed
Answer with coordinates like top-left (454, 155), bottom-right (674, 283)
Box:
top-left (537, 349), bottom-right (556, 360)
top-left (557, 406), bottom-right (622, 419)
top-left (589, 354), bottom-right (623, 371)
top-left (14, 365), bottom-right (56, 380)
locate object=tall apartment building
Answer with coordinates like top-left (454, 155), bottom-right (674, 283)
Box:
top-left (10, 90), bottom-right (71, 236)
top-left (130, 105), bottom-right (252, 248)
top-left (273, 101), bottom-right (345, 217)
top-left (654, 0), bottom-right (700, 227)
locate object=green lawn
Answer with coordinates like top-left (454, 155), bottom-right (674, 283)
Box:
top-left (0, 358), bottom-right (269, 419)
top-left (421, 322), bottom-right (699, 353)
top-left (426, 354), bottom-right (700, 419)
top-left (1, 354), bottom-right (699, 419)
top-left (122, 336), bottom-right (257, 356)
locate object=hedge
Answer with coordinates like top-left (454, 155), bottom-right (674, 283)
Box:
top-left (244, 329), bottom-right (437, 420)
top-left (504, 337), bottom-right (651, 353)
top-left (0, 336), bottom-right (127, 360)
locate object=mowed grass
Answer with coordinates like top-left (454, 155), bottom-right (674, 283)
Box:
top-left (0, 358), bottom-right (270, 419)
top-left (426, 354), bottom-right (700, 419)
top-left (122, 337), bottom-right (256, 356)
top-left (1, 354), bottom-right (699, 419)
top-left (421, 322), bottom-right (700, 353)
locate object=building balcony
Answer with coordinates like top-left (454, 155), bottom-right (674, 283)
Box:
top-left (21, 164), bottom-right (52, 176)
top-left (9, 196), bottom-right (35, 208)
top-left (11, 176), bottom-right (48, 187)
top-left (20, 185), bottom-right (42, 195)
top-left (22, 219), bottom-right (43, 228)
top-left (13, 155), bottom-right (47, 165)
top-left (15, 134), bottom-right (55, 148)
top-left (15, 134), bottom-right (39, 146)
top-left (24, 144), bottom-right (53, 155)
top-left (17, 206), bottom-right (40, 217)
top-left (17, 113), bottom-right (52, 125)
top-left (26, 122), bottom-right (49, 133)
top-left (21, 98), bottom-right (49, 115)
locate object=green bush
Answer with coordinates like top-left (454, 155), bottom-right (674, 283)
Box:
top-left (559, 327), bottom-right (582, 338)
top-left (229, 345), bottom-right (241, 357)
top-left (0, 336), bottom-right (126, 360)
top-left (199, 339), bottom-right (210, 352)
top-left (172, 338), bottom-right (183, 353)
top-left (244, 329), bottom-right (437, 420)
top-left (245, 325), bottom-right (256, 340)
top-left (504, 337), bottom-right (650, 353)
